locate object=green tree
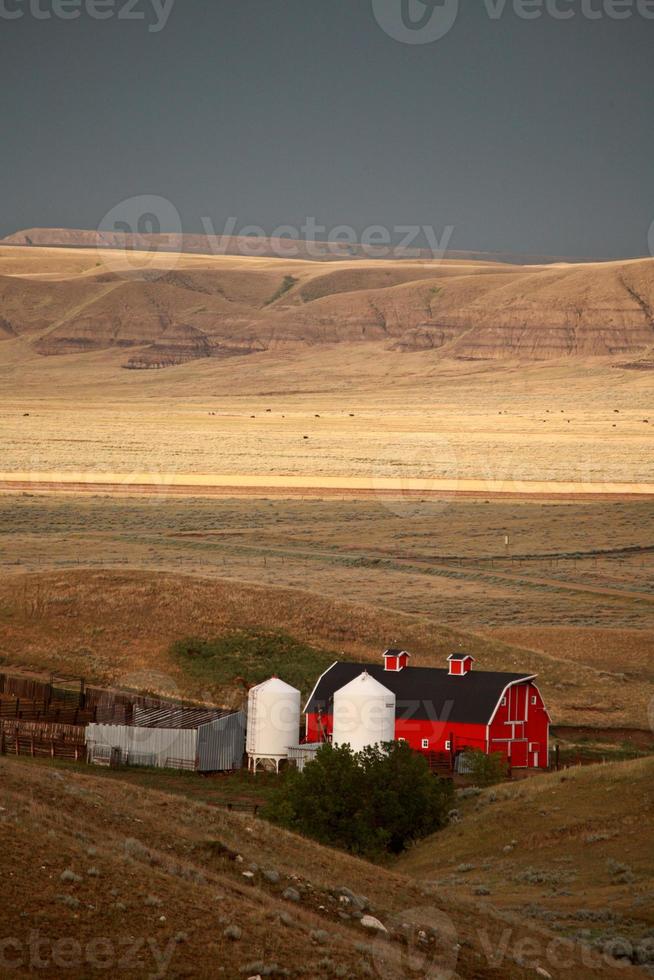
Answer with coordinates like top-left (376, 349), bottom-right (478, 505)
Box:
top-left (264, 741), bottom-right (454, 858)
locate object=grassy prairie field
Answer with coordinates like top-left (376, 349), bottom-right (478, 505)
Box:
top-left (1, 342), bottom-right (653, 488)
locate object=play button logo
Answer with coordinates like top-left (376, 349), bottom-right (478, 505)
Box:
top-left (372, 0), bottom-right (460, 44)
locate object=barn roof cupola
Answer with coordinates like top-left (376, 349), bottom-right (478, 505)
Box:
top-left (447, 653), bottom-right (475, 676)
top-left (383, 648), bottom-right (411, 672)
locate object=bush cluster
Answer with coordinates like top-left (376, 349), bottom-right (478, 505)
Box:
top-left (461, 748), bottom-right (508, 786)
top-left (264, 741), bottom-right (454, 858)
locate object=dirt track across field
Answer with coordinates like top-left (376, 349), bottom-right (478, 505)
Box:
top-left (1, 473), bottom-right (654, 501)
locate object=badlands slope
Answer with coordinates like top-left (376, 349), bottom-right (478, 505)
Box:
top-left (0, 237), bottom-right (653, 366)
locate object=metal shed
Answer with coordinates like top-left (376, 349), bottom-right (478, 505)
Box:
top-left (86, 706), bottom-right (245, 772)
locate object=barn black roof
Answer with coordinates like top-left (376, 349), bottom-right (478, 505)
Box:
top-left (304, 663), bottom-right (535, 726)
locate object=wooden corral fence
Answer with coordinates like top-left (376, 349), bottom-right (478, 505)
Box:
top-left (0, 696), bottom-right (95, 726)
top-left (0, 720), bottom-right (86, 761)
top-left (425, 751), bottom-right (455, 777)
top-left (0, 672), bottom-right (207, 727)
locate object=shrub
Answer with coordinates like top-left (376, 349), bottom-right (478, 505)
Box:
top-left (264, 275), bottom-right (298, 306)
top-left (171, 628), bottom-right (335, 698)
top-left (264, 741), bottom-right (454, 858)
top-left (461, 749), bottom-right (508, 787)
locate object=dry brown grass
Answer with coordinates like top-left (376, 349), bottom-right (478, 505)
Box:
top-left (1, 342), bottom-right (653, 487)
top-left (0, 753), bottom-right (637, 978)
top-left (396, 757), bottom-right (654, 946)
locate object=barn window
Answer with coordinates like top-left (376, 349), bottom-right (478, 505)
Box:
top-left (445, 740), bottom-right (451, 751)
top-left (421, 738), bottom-right (429, 749)
top-left (531, 696), bottom-right (537, 705)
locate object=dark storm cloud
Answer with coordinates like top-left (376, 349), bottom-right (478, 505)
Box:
top-left (0, 0), bottom-right (652, 258)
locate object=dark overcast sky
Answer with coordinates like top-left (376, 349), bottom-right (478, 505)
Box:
top-left (1, 0), bottom-right (653, 258)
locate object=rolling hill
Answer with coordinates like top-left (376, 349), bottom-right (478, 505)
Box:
top-left (396, 757), bottom-right (654, 969)
top-left (1, 752), bottom-right (644, 978)
top-left (0, 235), bottom-right (653, 368)
top-left (0, 569), bottom-right (651, 729)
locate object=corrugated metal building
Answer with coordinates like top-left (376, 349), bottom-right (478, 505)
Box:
top-left (86, 706), bottom-right (245, 772)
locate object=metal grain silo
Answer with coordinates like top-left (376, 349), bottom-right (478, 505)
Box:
top-left (246, 677), bottom-right (301, 773)
top-left (332, 671), bottom-right (396, 752)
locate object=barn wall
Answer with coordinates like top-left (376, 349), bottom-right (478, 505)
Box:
top-left (489, 682), bottom-right (549, 768)
top-left (86, 723), bottom-right (198, 769)
top-left (307, 678), bottom-right (551, 769)
top-left (197, 712), bottom-right (245, 772)
top-left (306, 712), bottom-right (487, 754)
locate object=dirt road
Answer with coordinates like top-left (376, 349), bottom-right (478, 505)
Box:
top-left (1, 472), bottom-right (653, 500)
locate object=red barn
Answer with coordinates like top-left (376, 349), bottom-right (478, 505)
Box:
top-left (304, 649), bottom-right (550, 769)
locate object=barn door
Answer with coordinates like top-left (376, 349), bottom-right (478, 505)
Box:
top-left (509, 740), bottom-right (528, 768)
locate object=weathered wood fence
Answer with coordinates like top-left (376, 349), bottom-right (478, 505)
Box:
top-left (0, 720), bottom-right (86, 761)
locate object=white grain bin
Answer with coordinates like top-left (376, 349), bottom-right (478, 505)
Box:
top-left (246, 677), bottom-right (301, 773)
top-left (332, 671), bottom-right (396, 752)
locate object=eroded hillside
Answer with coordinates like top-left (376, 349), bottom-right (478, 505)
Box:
top-left (1, 239), bottom-right (653, 368)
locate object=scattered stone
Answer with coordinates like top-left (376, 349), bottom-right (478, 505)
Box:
top-left (144, 894), bottom-right (163, 907)
top-left (336, 886), bottom-right (368, 910)
top-left (262, 869), bottom-right (280, 884)
top-left (282, 887), bottom-right (300, 902)
top-left (87, 867), bottom-right (100, 877)
top-left (474, 887), bottom-right (491, 896)
top-left (310, 929), bottom-right (330, 945)
top-left (224, 925), bottom-right (242, 941)
top-left (456, 863), bottom-right (475, 873)
top-left (279, 912), bottom-right (294, 927)
top-left (361, 915), bottom-right (387, 933)
top-left (536, 968), bottom-right (552, 979)
top-left (242, 871), bottom-right (255, 881)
